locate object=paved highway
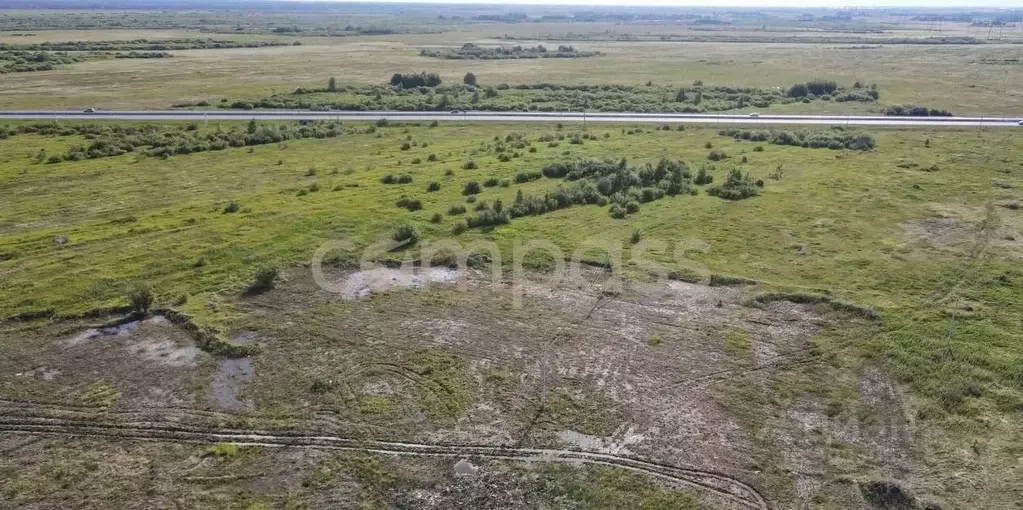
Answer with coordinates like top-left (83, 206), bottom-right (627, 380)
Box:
top-left (1, 110), bottom-right (1020, 127)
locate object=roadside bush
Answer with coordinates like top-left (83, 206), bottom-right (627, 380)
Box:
top-left (719, 128), bottom-right (875, 151)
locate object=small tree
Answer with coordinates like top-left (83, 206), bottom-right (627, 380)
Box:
top-left (128, 283), bottom-right (154, 314)
top-left (463, 72), bottom-right (477, 87)
top-left (327, 76), bottom-right (337, 92)
top-left (247, 118), bottom-right (257, 134)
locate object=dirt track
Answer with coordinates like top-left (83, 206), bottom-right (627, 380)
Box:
top-left (0, 397), bottom-right (769, 510)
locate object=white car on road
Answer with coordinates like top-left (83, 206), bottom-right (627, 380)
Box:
top-left (749, 112), bottom-right (760, 118)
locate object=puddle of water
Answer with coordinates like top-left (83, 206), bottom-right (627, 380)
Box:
top-left (454, 459), bottom-right (479, 476)
top-left (145, 315), bottom-right (170, 326)
top-left (231, 331), bottom-right (261, 345)
top-left (341, 267), bottom-right (459, 300)
top-left (66, 320), bottom-right (142, 347)
top-left (209, 358), bottom-right (254, 412)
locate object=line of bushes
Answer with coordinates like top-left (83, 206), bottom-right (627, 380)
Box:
top-left (882, 105), bottom-right (953, 117)
top-left (420, 43), bottom-right (600, 60)
top-left (7, 121), bottom-right (342, 163)
top-left (218, 78), bottom-right (876, 114)
top-left (718, 127), bottom-right (876, 151)
top-left (454, 159), bottom-right (697, 231)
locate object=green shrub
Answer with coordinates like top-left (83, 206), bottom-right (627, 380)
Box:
top-left (630, 230), bottom-right (642, 244)
top-left (427, 153), bottom-right (437, 161)
top-left (694, 167), bottom-right (713, 185)
top-left (430, 212), bottom-right (443, 223)
top-left (483, 177), bottom-right (500, 187)
top-left (463, 160), bottom-right (478, 170)
top-left (391, 222), bottom-right (420, 245)
top-left (463, 181), bottom-right (482, 195)
top-left (427, 182), bottom-right (441, 192)
top-left (396, 196), bottom-right (423, 211)
top-left (127, 283), bottom-right (154, 314)
top-left (223, 201), bottom-right (241, 214)
top-left (250, 266), bottom-right (279, 293)
top-left (708, 150), bottom-right (727, 161)
top-left (707, 169), bottom-right (759, 201)
top-left (448, 204), bottom-right (467, 215)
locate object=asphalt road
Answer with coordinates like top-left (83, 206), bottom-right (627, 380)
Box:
top-left (1, 110), bottom-right (1021, 127)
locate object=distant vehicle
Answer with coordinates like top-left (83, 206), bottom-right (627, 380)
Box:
top-left (1018, 120), bottom-right (1023, 126)
top-left (450, 110), bottom-right (461, 114)
top-left (83, 108), bottom-right (96, 113)
top-left (749, 112), bottom-right (760, 118)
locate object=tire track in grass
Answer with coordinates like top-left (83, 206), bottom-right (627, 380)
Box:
top-left (0, 400), bottom-right (770, 510)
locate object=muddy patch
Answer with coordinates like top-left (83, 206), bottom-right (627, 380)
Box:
top-left (558, 425), bottom-right (646, 455)
top-left (901, 217), bottom-right (977, 249)
top-left (128, 339), bottom-right (201, 368)
top-left (209, 358), bottom-right (254, 412)
top-left (340, 267), bottom-right (459, 300)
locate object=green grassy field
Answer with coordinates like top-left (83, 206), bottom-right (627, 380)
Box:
top-left (2, 119), bottom-right (1020, 417)
top-left (1, 26), bottom-right (1020, 115)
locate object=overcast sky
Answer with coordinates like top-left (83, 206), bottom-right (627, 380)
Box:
top-left (319, 0), bottom-right (1020, 7)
